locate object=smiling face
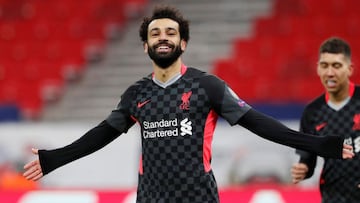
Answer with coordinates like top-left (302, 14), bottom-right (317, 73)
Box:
top-left (144, 18), bottom-right (186, 69)
top-left (317, 52), bottom-right (353, 100)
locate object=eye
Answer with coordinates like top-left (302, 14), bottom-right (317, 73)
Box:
top-left (319, 63), bottom-right (328, 69)
top-left (166, 28), bottom-right (177, 36)
top-left (149, 30), bottom-right (160, 37)
top-left (332, 63), bottom-right (342, 69)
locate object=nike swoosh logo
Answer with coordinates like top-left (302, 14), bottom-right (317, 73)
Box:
top-left (315, 122), bottom-right (327, 131)
top-left (137, 100), bottom-right (151, 108)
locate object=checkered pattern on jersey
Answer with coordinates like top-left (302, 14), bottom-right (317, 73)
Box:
top-left (305, 97), bottom-right (360, 202)
top-left (131, 75), bottom-right (219, 202)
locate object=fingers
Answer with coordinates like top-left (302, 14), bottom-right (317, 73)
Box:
top-left (24, 159), bottom-right (38, 170)
top-left (291, 163), bottom-right (308, 184)
top-left (342, 144), bottom-right (355, 159)
top-left (291, 163), bottom-right (308, 173)
top-left (25, 169), bottom-right (43, 181)
top-left (343, 144), bottom-right (353, 150)
top-left (23, 159), bottom-right (43, 181)
top-left (23, 148), bottom-right (43, 181)
top-left (24, 167), bottom-right (42, 181)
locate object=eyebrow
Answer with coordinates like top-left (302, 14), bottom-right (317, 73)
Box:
top-left (318, 61), bottom-right (343, 66)
top-left (149, 27), bottom-right (178, 32)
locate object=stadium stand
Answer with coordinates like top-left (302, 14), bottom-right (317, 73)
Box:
top-left (3, 0), bottom-right (359, 122)
top-left (213, 0), bottom-right (360, 118)
top-left (41, 0), bottom-right (272, 121)
top-left (0, 0), bottom-right (328, 190)
top-left (0, 0), bottom-right (143, 120)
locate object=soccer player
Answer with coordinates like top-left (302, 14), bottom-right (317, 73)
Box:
top-left (24, 6), bottom-right (353, 203)
top-left (291, 37), bottom-right (359, 203)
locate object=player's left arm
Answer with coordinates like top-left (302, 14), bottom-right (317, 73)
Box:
top-left (237, 109), bottom-right (354, 159)
top-left (200, 75), bottom-right (353, 159)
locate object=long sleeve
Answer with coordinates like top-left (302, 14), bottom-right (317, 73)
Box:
top-left (237, 109), bottom-right (343, 159)
top-left (295, 108), bottom-right (319, 178)
top-left (297, 149), bottom-right (317, 178)
top-left (38, 120), bottom-right (121, 175)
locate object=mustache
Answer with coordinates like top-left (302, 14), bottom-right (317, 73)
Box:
top-left (153, 41), bottom-right (175, 49)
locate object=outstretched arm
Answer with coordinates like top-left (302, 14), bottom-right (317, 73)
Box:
top-left (237, 109), bottom-right (354, 159)
top-left (23, 120), bottom-right (121, 181)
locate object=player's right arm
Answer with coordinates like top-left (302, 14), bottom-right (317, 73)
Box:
top-left (23, 84), bottom-right (139, 181)
top-left (291, 109), bottom-right (318, 183)
top-left (292, 148), bottom-right (317, 182)
top-left (23, 120), bottom-right (123, 181)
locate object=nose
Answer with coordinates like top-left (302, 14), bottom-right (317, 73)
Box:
top-left (326, 67), bottom-right (335, 76)
top-left (158, 32), bottom-right (168, 40)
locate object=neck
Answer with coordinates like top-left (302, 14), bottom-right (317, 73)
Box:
top-left (153, 58), bottom-right (182, 83)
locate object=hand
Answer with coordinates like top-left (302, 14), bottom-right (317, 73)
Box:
top-left (23, 148), bottom-right (43, 181)
top-left (291, 163), bottom-right (308, 184)
top-left (342, 144), bottom-right (354, 159)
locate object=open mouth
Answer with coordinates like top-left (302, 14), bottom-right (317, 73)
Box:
top-left (155, 43), bottom-right (174, 53)
top-left (157, 45), bottom-right (171, 52)
top-left (326, 80), bottom-right (336, 88)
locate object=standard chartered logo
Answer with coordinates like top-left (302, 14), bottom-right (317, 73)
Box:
top-left (180, 118), bottom-right (192, 136)
top-left (142, 118), bottom-right (192, 139)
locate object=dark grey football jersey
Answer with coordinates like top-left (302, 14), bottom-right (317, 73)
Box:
top-left (297, 83), bottom-right (360, 203)
top-left (107, 66), bottom-right (251, 203)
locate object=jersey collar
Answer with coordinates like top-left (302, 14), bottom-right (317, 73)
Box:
top-left (152, 64), bottom-right (188, 88)
top-left (180, 63), bottom-right (188, 75)
top-left (151, 64), bottom-right (188, 78)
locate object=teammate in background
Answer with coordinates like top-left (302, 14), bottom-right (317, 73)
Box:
top-left (291, 37), bottom-right (359, 203)
top-left (24, 6), bottom-right (353, 203)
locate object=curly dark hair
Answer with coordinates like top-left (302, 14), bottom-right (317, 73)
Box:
top-left (139, 5), bottom-right (190, 43)
top-left (319, 37), bottom-right (351, 59)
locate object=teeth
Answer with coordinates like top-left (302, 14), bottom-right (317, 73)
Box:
top-left (158, 46), bottom-right (169, 49)
top-left (157, 46), bottom-right (170, 52)
top-left (327, 80), bottom-right (336, 86)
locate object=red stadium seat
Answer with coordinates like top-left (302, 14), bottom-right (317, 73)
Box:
top-left (23, 61), bottom-right (64, 103)
top-left (213, 0), bottom-right (360, 104)
top-left (0, 62), bottom-right (22, 104)
top-left (0, 0), bottom-right (145, 120)
top-left (0, 22), bottom-right (16, 41)
top-left (272, 0), bottom-right (304, 17)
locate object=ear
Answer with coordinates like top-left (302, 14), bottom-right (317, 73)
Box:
top-left (180, 39), bottom-right (187, 51)
top-left (348, 63), bottom-right (354, 77)
top-left (143, 42), bottom-right (148, 53)
top-left (316, 63), bottom-right (321, 77)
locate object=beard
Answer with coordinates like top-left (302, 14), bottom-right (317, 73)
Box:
top-left (147, 41), bottom-right (183, 69)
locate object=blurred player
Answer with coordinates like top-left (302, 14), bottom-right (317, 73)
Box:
top-left (24, 6), bottom-right (353, 203)
top-left (291, 37), bottom-right (359, 202)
